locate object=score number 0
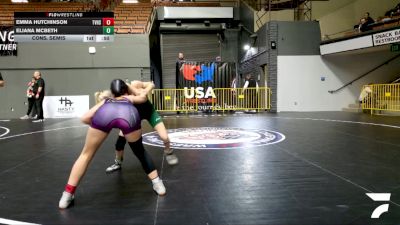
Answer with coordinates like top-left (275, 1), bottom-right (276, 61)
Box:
top-left (102, 18), bottom-right (114, 35)
top-left (103, 18), bottom-right (114, 26)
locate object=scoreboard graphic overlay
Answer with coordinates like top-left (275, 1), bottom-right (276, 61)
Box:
top-left (14, 12), bottom-right (114, 42)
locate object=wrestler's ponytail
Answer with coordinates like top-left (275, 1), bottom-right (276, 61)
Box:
top-left (94, 90), bottom-right (112, 103)
top-left (94, 91), bottom-right (102, 104)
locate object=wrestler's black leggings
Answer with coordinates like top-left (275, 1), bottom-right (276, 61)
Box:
top-left (128, 137), bottom-right (156, 174)
top-left (115, 136), bottom-right (126, 151)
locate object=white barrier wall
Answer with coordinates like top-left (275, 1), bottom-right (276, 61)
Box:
top-left (278, 55), bottom-right (352, 111)
top-left (277, 53), bottom-right (400, 112)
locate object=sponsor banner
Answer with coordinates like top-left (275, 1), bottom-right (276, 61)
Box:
top-left (0, 26), bottom-right (17, 56)
top-left (177, 61), bottom-right (237, 111)
top-left (143, 127), bottom-right (285, 150)
top-left (43, 95), bottom-right (89, 118)
top-left (177, 61), bottom-right (236, 89)
top-left (373, 28), bottom-right (400, 46)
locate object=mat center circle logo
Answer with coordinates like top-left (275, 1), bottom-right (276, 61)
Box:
top-left (142, 127), bottom-right (285, 149)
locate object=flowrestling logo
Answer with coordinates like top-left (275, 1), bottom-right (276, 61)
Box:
top-left (366, 193), bottom-right (391, 219)
top-left (142, 127), bottom-right (285, 150)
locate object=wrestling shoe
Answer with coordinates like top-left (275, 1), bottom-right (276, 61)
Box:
top-left (20, 115), bottom-right (29, 119)
top-left (59, 191), bottom-right (74, 209)
top-left (152, 179), bottom-right (166, 196)
top-left (165, 152), bottom-right (178, 165)
top-left (106, 159), bottom-right (122, 173)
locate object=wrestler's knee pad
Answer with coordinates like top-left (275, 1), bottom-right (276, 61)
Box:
top-left (128, 137), bottom-right (156, 174)
top-left (115, 135), bottom-right (127, 151)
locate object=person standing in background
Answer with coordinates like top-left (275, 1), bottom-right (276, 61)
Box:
top-left (0, 72), bottom-right (4, 87)
top-left (176, 52), bottom-right (185, 88)
top-left (176, 53), bottom-right (185, 114)
top-left (20, 77), bottom-right (37, 120)
top-left (243, 74), bottom-right (259, 113)
top-left (32, 71), bottom-right (45, 123)
top-left (229, 76), bottom-right (237, 113)
top-left (177, 52), bottom-right (185, 62)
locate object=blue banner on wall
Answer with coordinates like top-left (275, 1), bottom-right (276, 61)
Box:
top-left (176, 61), bottom-right (237, 111)
top-left (177, 61), bottom-right (236, 89)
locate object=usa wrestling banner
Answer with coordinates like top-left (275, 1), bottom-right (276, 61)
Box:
top-left (177, 61), bottom-right (236, 89)
top-left (0, 26), bottom-right (17, 56)
top-left (176, 61), bottom-right (237, 110)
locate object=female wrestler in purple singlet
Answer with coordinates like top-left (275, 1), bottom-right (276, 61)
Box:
top-left (58, 79), bottom-right (166, 209)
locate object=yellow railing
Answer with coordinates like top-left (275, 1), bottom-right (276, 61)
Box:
top-left (150, 87), bottom-right (271, 112)
top-left (361, 83), bottom-right (400, 114)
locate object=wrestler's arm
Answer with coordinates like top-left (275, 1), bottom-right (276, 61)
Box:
top-left (128, 81), bottom-right (142, 96)
top-left (129, 81), bottom-right (154, 96)
top-left (124, 93), bottom-right (147, 104)
top-left (81, 100), bottom-right (105, 124)
top-left (141, 81), bottom-right (155, 95)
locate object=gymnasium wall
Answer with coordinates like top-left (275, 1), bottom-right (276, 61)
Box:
top-left (0, 34), bottom-right (150, 119)
top-left (254, 9), bottom-right (295, 32)
top-left (240, 21), bottom-right (321, 112)
top-left (220, 29), bottom-right (240, 65)
top-left (277, 51), bottom-right (400, 111)
top-left (239, 1), bottom-right (254, 33)
top-left (277, 21), bottom-right (321, 56)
